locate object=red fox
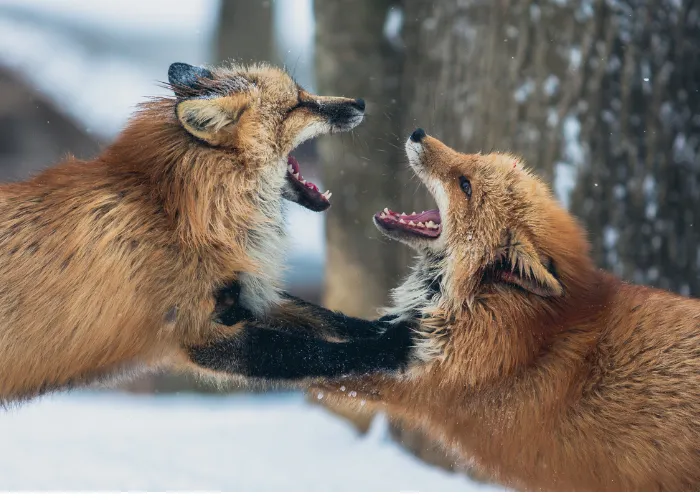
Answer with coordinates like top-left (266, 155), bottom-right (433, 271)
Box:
top-left (205, 129), bottom-right (700, 491)
top-left (0, 62), bottom-right (364, 403)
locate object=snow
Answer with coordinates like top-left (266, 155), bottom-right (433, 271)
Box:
top-left (554, 114), bottom-right (587, 209)
top-left (562, 115), bottom-right (584, 165)
top-left (554, 161), bottom-right (577, 209)
top-left (285, 202), bottom-right (325, 260)
top-left (273, 0), bottom-right (315, 91)
top-left (643, 174), bottom-right (658, 219)
top-left (0, 0), bottom-right (219, 36)
top-left (383, 6), bottom-right (404, 50)
top-left (569, 47), bottom-right (582, 71)
top-left (0, 0), bottom-right (220, 139)
top-left (0, 391), bottom-right (502, 492)
top-left (603, 225), bottom-right (620, 269)
top-left (603, 225), bottom-right (619, 249)
top-left (543, 75), bottom-right (560, 97)
top-left (0, 16), bottom-right (150, 139)
top-left (513, 79), bottom-right (534, 103)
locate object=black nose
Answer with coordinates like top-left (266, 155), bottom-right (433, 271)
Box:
top-left (352, 98), bottom-right (366, 112)
top-left (410, 128), bottom-right (426, 143)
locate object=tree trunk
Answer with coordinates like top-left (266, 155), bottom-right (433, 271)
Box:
top-left (315, 0), bottom-right (407, 318)
top-left (567, 0), bottom-right (700, 296)
top-left (215, 0), bottom-right (275, 65)
top-left (401, 0), bottom-right (700, 295)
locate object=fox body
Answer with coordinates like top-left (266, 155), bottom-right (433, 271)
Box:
top-left (208, 130), bottom-right (700, 491)
top-left (342, 131), bottom-right (700, 491)
top-left (0, 62), bottom-right (364, 402)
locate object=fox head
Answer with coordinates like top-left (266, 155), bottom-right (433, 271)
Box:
top-left (108, 62), bottom-right (364, 250)
top-left (375, 129), bottom-right (594, 313)
top-left (166, 62), bottom-right (364, 212)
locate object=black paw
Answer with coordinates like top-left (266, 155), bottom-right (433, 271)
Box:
top-left (213, 280), bottom-right (256, 326)
top-left (373, 320), bottom-right (417, 371)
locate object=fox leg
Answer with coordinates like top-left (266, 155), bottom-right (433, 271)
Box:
top-left (214, 280), bottom-right (399, 340)
top-left (212, 280), bottom-right (257, 326)
top-left (187, 318), bottom-right (415, 381)
top-left (275, 292), bottom-right (400, 340)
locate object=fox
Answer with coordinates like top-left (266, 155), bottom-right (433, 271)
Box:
top-left (0, 61), bottom-right (366, 403)
top-left (195, 129), bottom-right (700, 491)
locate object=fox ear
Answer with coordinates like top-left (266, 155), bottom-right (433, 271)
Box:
top-left (503, 229), bottom-right (563, 298)
top-left (175, 95), bottom-right (248, 145)
top-left (168, 62), bottom-right (213, 97)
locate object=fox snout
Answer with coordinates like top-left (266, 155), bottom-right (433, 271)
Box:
top-left (405, 128), bottom-right (462, 177)
top-left (312, 97), bottom-right (365, 132)
top-left (409, 128), bottom-right (427, 143)
top-left (405, 127), bottom-right (434, 177)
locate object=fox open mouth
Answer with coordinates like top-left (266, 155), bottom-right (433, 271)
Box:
top-left (285, 155), bottom-right (332, 212)
top-left (374, 207), bottom-right (442, 238)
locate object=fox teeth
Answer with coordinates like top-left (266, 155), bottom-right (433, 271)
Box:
top-left (408, 220), bottom-right (416, 226)
top-left (399, 219), bottom-right (407, 224)
top-left (416, 222), bottom-right (425, 227)
top-left (384, 207), bottom-right (390, 214)
top-left (324, 191), bottom-right (332, 200)
top-left (411, 212), bottom-right (417, 215)
top-left (425, 221), bottom-right (436, 228)
top-left (288, 165), bottom-right (294, 174)
top-left (294, 172), bottom-right (301, 180)
top-left (401, 212), bottom-right (407, 216)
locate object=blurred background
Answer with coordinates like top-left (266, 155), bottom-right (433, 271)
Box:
top-left (0, 0), bottom-right (698, 491)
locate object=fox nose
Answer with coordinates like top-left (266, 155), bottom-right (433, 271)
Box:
top-left (351, 98), bottom-right (366, 112)
top-left (410, 128), bottom-right (427, 143)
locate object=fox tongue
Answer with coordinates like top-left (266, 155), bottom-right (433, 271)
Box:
top-left (409, 209), bottom-right (441, 224)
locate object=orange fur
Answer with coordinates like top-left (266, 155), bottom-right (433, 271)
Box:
top-left (0, 62), bottom-right (361, 402)
top-left (316, 134), bottom-right (700, 491)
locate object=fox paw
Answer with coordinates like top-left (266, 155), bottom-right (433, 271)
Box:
top-left (213, 280), bottom-right (256, 326)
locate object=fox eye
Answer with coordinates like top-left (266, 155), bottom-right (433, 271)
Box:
top-left (459, 176), bottom-right (472, 198)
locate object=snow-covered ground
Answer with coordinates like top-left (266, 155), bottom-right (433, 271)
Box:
top-left (0, 391), bottom-right (502, 492)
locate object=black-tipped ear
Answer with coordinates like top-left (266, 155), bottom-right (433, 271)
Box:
top-left (168, 62), bottom-right (213, 94)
